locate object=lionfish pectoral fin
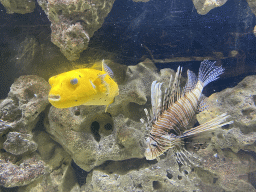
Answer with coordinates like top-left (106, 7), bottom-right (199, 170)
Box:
top-left (90, 79), bottom-right (96, 90)
top-left (181, 113), bottom-right (233, 139)
top-left (174, 147), bottom-right (202, 167)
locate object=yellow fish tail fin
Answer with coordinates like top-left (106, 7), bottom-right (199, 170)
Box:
top-left (104, 97), bottom-right (116, 112)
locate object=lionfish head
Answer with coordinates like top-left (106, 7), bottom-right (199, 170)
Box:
top-left (144, 137), bottom-right (160, 160)
top-left (144, 134), bottom-right (180, 160)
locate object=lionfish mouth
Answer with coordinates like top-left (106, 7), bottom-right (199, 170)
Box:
top-left (145, 148), bottom-right (154, 160)
top-left (48, 94), bottom-right (61, 101)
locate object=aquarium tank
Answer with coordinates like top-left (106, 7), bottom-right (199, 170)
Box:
top-left (0, 0), bottom-right (256, 191)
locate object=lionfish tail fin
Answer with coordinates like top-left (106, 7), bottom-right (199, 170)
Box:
top-left (198, 60), bottom-right (224, 87)
top-left (181, 113), bottom-right (233, 138)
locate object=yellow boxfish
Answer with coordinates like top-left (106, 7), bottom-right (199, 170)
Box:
top-left (142, 60), bottom-right (233, 165)
top-left (48, 60), bottom-right (119, 110)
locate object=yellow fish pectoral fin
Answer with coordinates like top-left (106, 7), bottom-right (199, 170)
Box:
top-left (98, 74), bottom-right (110, 94)
top-left (102, 59), bottom-right (114, 79)
top-left (90, 79), bottom-right (96, 90)
top-left (91, 75), bottom-right (108, 94)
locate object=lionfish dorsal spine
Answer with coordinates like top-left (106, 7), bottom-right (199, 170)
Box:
top-left (180, 113), bottom-right (233, 139)
top-left (162, 66), bottom-right (183, 111)
top-left (183, 70), bottom-right (198, 94)
top-left (151, 81), bottom-right (163, 121)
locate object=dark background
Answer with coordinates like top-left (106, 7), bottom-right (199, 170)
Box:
top-left (0, 0), bottom-right (256, 99)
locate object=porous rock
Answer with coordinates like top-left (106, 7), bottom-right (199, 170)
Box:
top-left (0, 75), bottom-right (50, 136)
top-left (17, 130), bottom-right (75, 192)
top-left (194, 75), bottom-right (256, 191)
top-left (191, 0), bottom-right (228, 15)
top-left (1, 62), bottom-right (255, 191)
top-left (81, 153), bottom-right (202, 192)
top-left (3, 132), bottom-right (38, 155)
top-left (0, 154), bottom-right (47, 188)
top-left (0, 75), bottom-right (52, 189)
top-left (212, 128), bottom-right (256, 153)
top-left (197, 75), bottom-right (256, 134)
top-left (37, 0), bottom-right (116, 61)
top-left (0, 0), bottom-right (35, 14)
top-left (18, 161), bottom-right (77, 192)
top-left (247, 0), bottom-right (256, 16)
top-left (197, 145), bottom-right (256, 191)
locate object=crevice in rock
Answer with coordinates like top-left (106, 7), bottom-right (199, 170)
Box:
top-left (95, 158), bottom-right (155, 175)
top-left (90, 121), bottom-right (101, 142)
top-left (71, 160), bottom-right (89, 187)
top-left (152, 180), bottom-right (162, 189)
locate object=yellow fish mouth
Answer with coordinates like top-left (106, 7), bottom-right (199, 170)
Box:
top-left (48, 94), bottom-right (61, 101)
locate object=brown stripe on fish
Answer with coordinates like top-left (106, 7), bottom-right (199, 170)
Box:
top-left (144, 60), bottom-right (230, 164)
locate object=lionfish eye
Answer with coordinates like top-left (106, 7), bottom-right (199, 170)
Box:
top-left (151, 143), bottom-right (157, 147)
top-left (70, 78), bottom-right (78, 85)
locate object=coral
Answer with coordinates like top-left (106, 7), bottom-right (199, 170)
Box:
top-left (0, 0), bottom-right (35, 14)
top-left (191, 0), bottom-right (228, 15)
top-left (37, 0), bottom-right (116, 61)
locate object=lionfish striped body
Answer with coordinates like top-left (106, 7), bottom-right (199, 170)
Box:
top-left (143, 60), bottom-right (233, 165)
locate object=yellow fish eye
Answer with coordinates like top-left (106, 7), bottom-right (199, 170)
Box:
top-left (70, 78), bottom-right (78, 85)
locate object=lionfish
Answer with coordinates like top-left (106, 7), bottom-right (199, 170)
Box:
top-left (141, 60), bottom-right (233, 165)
